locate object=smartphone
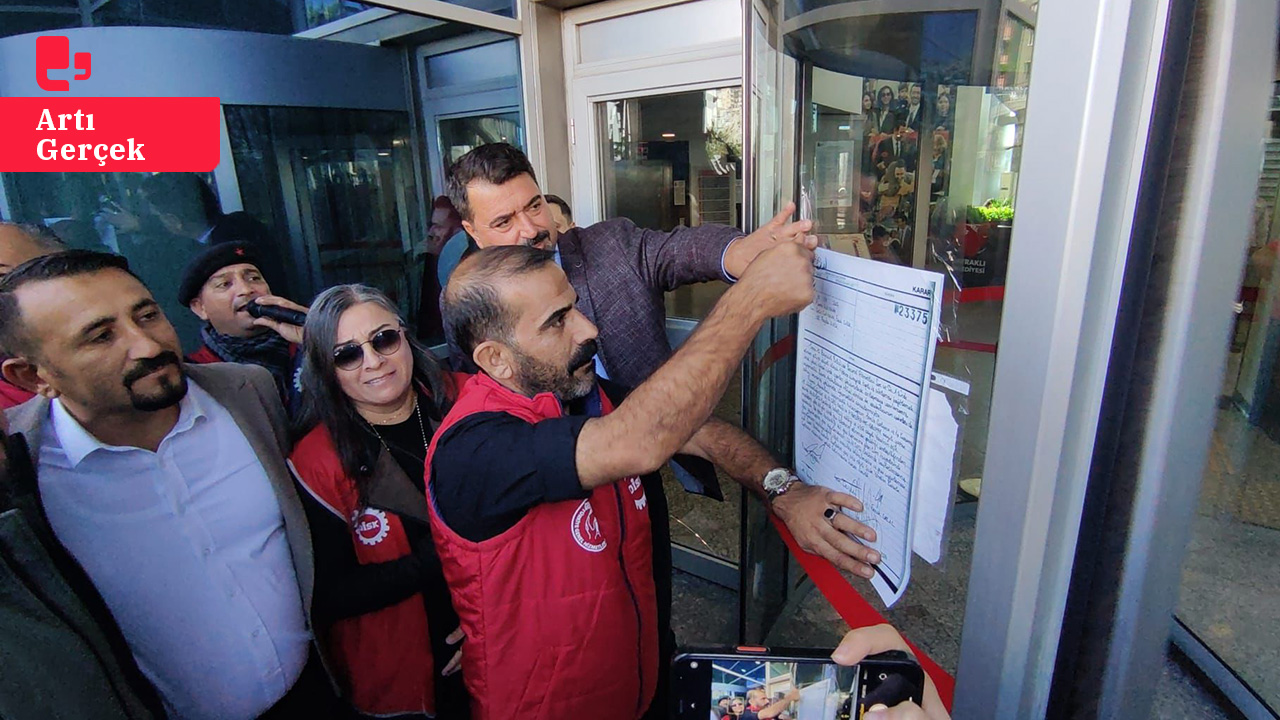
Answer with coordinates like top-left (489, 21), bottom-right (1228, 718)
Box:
top-left (672, 645), bottom-right (925, 720)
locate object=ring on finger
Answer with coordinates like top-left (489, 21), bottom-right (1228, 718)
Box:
top-left (823, 506), bottom-right (839, 524)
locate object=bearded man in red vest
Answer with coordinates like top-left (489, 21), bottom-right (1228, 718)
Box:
top-left (427, 242), bottom-right (816, 720)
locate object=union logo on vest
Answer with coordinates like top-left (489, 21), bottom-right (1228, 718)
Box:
top-left (353, 508), bottom-right (390, 546)
top-left (570, 499), bottom-right (606, 553)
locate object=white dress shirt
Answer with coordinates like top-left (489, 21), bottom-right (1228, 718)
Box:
top-left (37, 381), bottom-right (310, 720)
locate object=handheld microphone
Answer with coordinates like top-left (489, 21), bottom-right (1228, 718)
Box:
top-left (246, 300), bottom-right (307, 327)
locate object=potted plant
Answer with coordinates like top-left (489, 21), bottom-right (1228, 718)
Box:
top-left (962, 199), bottom-right (1014, 288)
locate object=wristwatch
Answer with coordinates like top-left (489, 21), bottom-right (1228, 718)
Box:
top-left (763, 467), bottom-right (800, 504)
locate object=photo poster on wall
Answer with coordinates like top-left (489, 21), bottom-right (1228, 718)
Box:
top-left (794, 248), bottom-right (944, 607)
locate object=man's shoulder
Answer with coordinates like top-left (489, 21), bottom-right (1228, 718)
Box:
top-left (564, 217), bottom-right (639, 250)
top-left (186, 362), bottom-right (275, 403)
top-left (5, 393), bottom-right (50, 437)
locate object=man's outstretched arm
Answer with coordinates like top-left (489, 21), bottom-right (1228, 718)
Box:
top-left (575, 242), bottom-right (814, 488)
top-left (680, 418), bottom-right (881, 579)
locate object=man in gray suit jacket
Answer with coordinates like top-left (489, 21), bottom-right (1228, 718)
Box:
top-left (0, 251), bottom-right (338, 720)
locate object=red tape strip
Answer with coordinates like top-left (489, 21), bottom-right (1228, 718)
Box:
top-left (771, 516), bottom-right (956, 710)
top-left (942, 285), bottom-right (1006, 304)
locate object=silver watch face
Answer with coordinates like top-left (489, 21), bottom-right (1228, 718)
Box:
top-left (763, 468), bottom-right (791, 492)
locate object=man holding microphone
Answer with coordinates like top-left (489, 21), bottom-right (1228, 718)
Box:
top-left (177, 242), bottom-right (309, 411)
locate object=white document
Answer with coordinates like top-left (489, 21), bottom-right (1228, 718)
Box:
top-left (912, 387), bottom-right (959, 565)
top-left (796, 677), bottom-right (838, 720)
top-left (795, 249), bottom-right (944, 607)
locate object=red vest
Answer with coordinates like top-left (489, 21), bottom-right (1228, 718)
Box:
top-left (427, 374), bottom-right (659, 720)
top-left (0, 377), bottom-right (34, 410)
top-left (289, 426), bottom-right (436, 717)
top-left (185, 345), bottom-right (222, 364)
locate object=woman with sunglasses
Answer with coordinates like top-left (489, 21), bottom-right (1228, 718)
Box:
top-left (289, 284), bottom-right (468, 719)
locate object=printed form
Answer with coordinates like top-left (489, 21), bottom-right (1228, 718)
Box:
top-left (795, 249), bottom-right (944, 606)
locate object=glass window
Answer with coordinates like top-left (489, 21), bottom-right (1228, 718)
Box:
top-left (592, 86), bottom-right (744, 565)
top-left (224, 106), bottom-right (426, 342)
top-left (0, 6), bottom-right (81, 40)
top-left (438, 113), bottom-right (522, 165)
top-left (745, 4), bottom-right (1035, 665)
top-left (596, 87), bottom-right (743, 318)
top-left (1175, 85), bottom-right (1280, 710)
top-left (426, 40), bottom-right (521, 89)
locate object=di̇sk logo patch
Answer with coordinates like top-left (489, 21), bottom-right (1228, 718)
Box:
top-left (626, 476), bottom-right (647, 511)
top-left (353, 508), bottom-right (390, 546)
top-left (571, 498), bottom-right (606, 553)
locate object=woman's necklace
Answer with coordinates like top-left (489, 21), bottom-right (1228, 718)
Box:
top-left (363, 394), bottom-right (429, 458)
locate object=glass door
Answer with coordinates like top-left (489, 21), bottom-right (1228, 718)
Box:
top-left (1172, 81), bottom-right (1280, 715)
top-left (744, 0), bottom-right (1037, 656)
top-left (593, 85), bottom-right (746, 578)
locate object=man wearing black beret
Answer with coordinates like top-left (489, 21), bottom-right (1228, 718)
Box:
top-left (178, 242), bottom-right (308, 411)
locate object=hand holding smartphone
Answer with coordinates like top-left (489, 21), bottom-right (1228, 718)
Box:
top-left (672, 645), bottom-right (925, 720)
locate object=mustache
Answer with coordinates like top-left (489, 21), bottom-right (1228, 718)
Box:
top-left (567, 339), bottom-right (598, 373)
top-left (122, 352), bottom-right (181, 388)
top-left (522, 230), bottom-right (552, 248)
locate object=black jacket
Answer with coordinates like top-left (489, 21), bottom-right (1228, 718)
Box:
top-left (0, 432), bottom-right (163, 719)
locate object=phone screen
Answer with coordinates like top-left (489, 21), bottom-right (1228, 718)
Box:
top-left (674, 655), bottom-right (857, 720)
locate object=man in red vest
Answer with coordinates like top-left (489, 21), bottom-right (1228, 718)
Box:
top-left (427, 241), bottom-right (815, 720)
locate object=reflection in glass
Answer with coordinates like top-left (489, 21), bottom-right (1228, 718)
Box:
top-left (593, 87), bottom-right (745, 564)
top-left (1, 171), bottom-right (222, 350)
top-left (596, 87), bottom-right (743, 319)
top-left (438, 113), bottom-right (522, 166)
top-left (1176, 89), bottom-right (1280, 710)
top-left (0, 0), bottom-right (520, 38)
top-left (224, 106), bottom-right (425, 339)
top-left (745, 3), bottom-right (1037, 658)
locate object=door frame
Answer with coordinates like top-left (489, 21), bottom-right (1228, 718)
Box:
top-left (415, 35), bottom-right (526, 195)
top-left (562, 0), bottom-right (742, 225)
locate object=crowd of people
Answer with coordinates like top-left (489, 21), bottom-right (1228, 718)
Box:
top-left (0, 143), bottom-right (942, 720)
top-left (857, 81), bottom-right (955, 265)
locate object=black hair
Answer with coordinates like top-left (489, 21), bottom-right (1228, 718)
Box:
top-left (871, 225), bottom-right (889, 240)
top-left (294, 284), bottom-right (452, 506)
top-left (543, 194), bottom-right (572, 222)
top-left (442, 245), bottom-right (558, 358)
top-left (142, 173), bottom-right (221, 228)
top-left (445, 143), bottom-right (539, 222)
top-left (0, 250), bottom-right (136, 358)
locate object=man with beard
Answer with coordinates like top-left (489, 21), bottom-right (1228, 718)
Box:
top-left (445, 144), bottom-right (880, 716)
top-left (428, 242), bottom-right (816, 720)
top-left (178, 242), bottom-right (308, 411)
top-left (0, 251), bottom-right (340, 720)
top-left (0, 381), bottom-right (163, 718)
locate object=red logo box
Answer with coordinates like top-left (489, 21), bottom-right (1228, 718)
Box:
top-left (0, 97), bottom-right (221, 172)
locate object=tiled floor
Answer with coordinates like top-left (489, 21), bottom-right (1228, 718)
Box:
top-left (1178, 405), bottom-right (1280, 711)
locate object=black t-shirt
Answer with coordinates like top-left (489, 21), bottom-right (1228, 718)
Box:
top-left (296, 392), bottom-right (469, 716)
top-left (368, 403), bottom-right (432, 493)
top-left (430, 394), bottom-right (593, 543)
top-left (430, 379), bottom-right (679, 719)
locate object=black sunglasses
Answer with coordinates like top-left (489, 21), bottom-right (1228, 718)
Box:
top-left (333, 328), bottom-right (404, 371)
